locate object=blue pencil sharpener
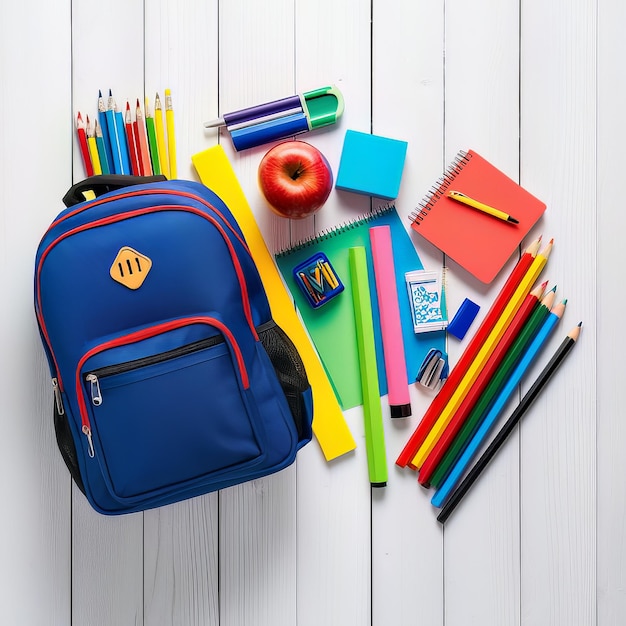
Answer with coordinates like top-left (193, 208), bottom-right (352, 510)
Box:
top-left (292, 253), bottom-right (344, 308)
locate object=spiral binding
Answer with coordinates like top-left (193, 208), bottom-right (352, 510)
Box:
top-left (275, 203), bottom-right (395, 257)
top-left (408, 149), bottom-right (472, 226)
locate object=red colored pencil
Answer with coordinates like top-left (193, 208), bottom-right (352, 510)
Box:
top-left (417, 280), bottom-right (548, 485)
top-left (125, 101), bottom-right (141, 176)
top-left (75, 112), bottom-right (94, 177)
top-left (132, 108), bottom-right (144, 175)
top-left (396, 237), bottom-right (542, 468)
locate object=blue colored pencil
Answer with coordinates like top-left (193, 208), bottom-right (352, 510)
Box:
top-left (110, 90), bottom-right (131, 174)
top-left (97, 90), bottom-right (115, 173)
top-left (431, 298), bottom-right (567, 509)
top-left (105, 90), bottom-right (122, 174)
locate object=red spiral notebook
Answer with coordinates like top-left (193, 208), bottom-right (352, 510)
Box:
top-left (409, 150), bottom-right (547, 283)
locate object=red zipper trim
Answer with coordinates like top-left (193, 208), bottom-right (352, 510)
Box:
top-left (76, 316), bottom-right (250, 450)
top-left (48, 187), bottom-right (250, 254)
top-left (36, 204), bottom-right (258, 392)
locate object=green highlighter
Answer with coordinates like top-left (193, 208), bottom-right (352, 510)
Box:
top-left (349, 246), bottom-right (388, 487)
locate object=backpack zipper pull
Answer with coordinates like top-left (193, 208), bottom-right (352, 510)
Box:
top-left (82, 426), bottom-right (95, 458)
top-left (85, 373), bottom-right (102, 406)
top-left (51, 378), bottom-right (65, 415)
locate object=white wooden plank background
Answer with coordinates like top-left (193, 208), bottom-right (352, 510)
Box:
top-left (1, 0), bottom-right (623, 624)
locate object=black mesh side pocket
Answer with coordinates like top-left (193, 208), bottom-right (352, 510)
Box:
top-left (257, 320), bottom-right (312, 441)
top-left (53, 402), bottom-right (86, 495)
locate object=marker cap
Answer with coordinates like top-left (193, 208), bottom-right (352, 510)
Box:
top-left (390, 403), bottom-right (412, 418)
top-left (302, 86), bottom-right (345, 130)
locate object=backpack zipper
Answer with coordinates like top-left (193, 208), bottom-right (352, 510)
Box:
top-left (85, 374), bottom-right (102, 406)
top-left (52, 377), bottom-right (65, 415)
top-left (35, 203), bottom-right (258, 395)
top-left (75, 316), bottom-right (249, 458)
top-left (83, 335), bottom-right (224, 406)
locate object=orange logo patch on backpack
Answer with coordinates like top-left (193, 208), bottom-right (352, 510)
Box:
top-left (110, 247), bottom-right (152, 289)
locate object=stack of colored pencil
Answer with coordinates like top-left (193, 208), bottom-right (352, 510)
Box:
top-left (75, 89), bottom-right (177, 180)
top-left (396, 237), bottom-right (581, 521)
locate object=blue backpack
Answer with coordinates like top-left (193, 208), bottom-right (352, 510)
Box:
top-left (34, 175), bottom-right (313, 515)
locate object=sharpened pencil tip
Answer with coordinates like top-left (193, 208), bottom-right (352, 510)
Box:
top-left (562, 298), bottom-right (568, 305)
top-left (99, 89), bottom-right (102, 97)
top-left (109, 88), bottom-right (112, 96)
top-left (578, 321), bottom-right (583, 327)
top-left (550, 285), bottom-right (557, 292)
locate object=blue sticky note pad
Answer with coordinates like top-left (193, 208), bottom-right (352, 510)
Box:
top-left (336, 130), bottom-right (408, 200)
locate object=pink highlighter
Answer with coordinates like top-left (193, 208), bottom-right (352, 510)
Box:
top-left (369, 225), bottom-right (412, 418)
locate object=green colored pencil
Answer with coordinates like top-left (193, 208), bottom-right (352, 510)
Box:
top-left (430, 287), bottom-right (556, 488)
top-left (145, 98), bottom-right (161, 175)
top-left (349, 246), bottom-right (388, 487)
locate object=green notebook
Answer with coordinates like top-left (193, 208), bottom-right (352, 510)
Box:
top-left (276, 205), bottom-right (445, 410)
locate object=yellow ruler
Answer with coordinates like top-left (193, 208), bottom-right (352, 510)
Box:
top-left (191, 145), bottom-right (356, 461)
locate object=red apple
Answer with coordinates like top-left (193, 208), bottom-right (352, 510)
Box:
top-left (258, 141), bottom-right (333, 219)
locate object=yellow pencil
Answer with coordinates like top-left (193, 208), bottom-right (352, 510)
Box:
top-left (154, 93), bottom-right (169, 179)
top-left (447, 190), bottom-right (519, 224)
top-left (411, 239), bottom-right (553, 468)
top-left (85, 115), bottom-right (102, 175)
top-left (164, 88), bottom-right (177, 179)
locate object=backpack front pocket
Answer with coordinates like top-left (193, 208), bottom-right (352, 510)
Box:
top-left (76, 316), bottom-right (263, 501)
